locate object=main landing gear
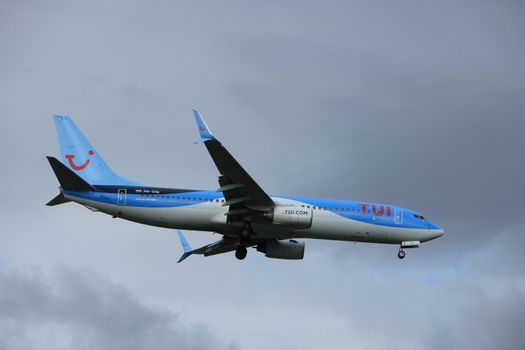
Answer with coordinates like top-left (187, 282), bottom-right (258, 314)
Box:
top-left (235, 221), bottom-right (252, 260)
top-left (235, 246), bottom-right (247, 260)
top-left (397, 249), bottom-right (406, 259)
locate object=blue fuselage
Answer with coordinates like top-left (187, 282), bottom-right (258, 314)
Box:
top-left (64, 185), bottom-right (444, 245)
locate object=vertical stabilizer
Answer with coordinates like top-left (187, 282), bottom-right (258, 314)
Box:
top-left (54, 115), bottom-right (141, 186)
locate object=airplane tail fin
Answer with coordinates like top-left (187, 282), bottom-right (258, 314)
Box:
top-left (53, 115), bottom-right (141, 186)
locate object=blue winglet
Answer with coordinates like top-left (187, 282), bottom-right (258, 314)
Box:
top-left (192, 109), bottom-right (214, 142)
top-left (177, 230), bottom-right (193, 263)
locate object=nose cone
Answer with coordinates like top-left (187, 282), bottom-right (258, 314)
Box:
top-left (427, 221), bottom-right (444, 240)
top-left (433, 228), bottom-right (445, 238)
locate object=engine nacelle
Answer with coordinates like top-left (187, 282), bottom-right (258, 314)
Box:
top-left (272, 206), bottom-right (313, 229)
top-left (258, 240), bottom-right (305, 260)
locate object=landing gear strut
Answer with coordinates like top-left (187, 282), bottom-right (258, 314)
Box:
top-left (240, 228), bottom-right (251, 240)
top-left (240, 220), bottom-right (252, 240)
top-left (235, 246), bottom-right (247, 260)
top-left (397, 249), bottom-right (406, 259)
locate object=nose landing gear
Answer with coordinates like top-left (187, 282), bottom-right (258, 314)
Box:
top-left (235, 246), bottom-right (247, 260)
top-left (397, 241), bottom-right (419, 259)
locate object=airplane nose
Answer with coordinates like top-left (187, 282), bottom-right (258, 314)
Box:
top-left (428, 228), bottom-right (444, 240)
top-left (426, 221), bottom-right (444, 240)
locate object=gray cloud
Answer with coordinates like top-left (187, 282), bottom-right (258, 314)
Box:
top-left (0, 267), bottom-right (237, 350)
top-left (1, 0), bottom-right (524, 349)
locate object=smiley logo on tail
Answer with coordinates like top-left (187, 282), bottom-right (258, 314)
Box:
top-left (65, 150), bottom-right (94, 171)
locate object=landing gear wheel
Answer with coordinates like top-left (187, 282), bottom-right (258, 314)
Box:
top-left (235, 246), bottom-right (247, 260)
top-left (398, 250), bottom-right (406, 259)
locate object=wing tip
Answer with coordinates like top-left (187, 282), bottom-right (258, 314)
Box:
top-left (177, 230), bottom-right (194, 263)
top-left (192, 109), bottom-right (214, 141)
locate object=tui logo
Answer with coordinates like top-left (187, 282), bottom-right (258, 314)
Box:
top-left (65, 150), bottom-right (94, 171)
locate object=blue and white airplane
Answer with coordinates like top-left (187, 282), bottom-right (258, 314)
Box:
top-left (47, 111), bottom-right (443, 261)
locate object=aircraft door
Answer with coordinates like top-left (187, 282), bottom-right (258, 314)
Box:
top-left (117, 188), bottom-right (127, 206)
top-left (394, 208), bottom-right (403, 224)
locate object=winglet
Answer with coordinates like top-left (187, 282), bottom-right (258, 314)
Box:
top-left (192, 109), bottom-right (214, 142)
top-left (177, 230), bottom-right (193, 263)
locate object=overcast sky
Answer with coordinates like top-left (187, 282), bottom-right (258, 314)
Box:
top-left (1, 0), bottom-right (524, 349)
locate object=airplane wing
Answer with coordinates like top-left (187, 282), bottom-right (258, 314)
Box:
top-left (192, 110), bottom-right (275, 222)
top-left (176, 230), bottom-right (242, 262)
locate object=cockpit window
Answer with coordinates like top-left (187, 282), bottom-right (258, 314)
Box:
top-left (414, 214), bottom-right (426, 220)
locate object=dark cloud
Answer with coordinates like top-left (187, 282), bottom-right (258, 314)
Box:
top-left (0, 267), bottom-right (237, 350)
top-left (0, 0), bottom-right (524, 349)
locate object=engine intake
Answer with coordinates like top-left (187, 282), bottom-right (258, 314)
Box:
top-left (258, 240), bottom-right (305, 260)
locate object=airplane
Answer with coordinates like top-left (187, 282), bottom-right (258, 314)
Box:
top-left (47, 111), bottom-right (444, 262)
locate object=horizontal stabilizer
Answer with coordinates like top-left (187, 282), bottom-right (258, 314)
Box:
top-left (46, 193), bottom-right (72, 206)
top-left (47, 156), bottom-right (94, 192)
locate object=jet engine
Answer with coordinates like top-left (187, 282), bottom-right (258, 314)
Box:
top-left (258, 240), bottom-right (305, 260)
top-left (271, 206), bottom-right (313, 229)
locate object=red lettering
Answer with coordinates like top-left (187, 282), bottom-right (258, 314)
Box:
top-left (372, 205), bottom-right (384, 216)
top-left (358, 203), bottom-right (369, 215)
top-left (387, 206), bottom-right (391, 217)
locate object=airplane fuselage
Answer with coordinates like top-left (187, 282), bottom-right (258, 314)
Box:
top-left (64, 185), bottom-right (444, 245)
